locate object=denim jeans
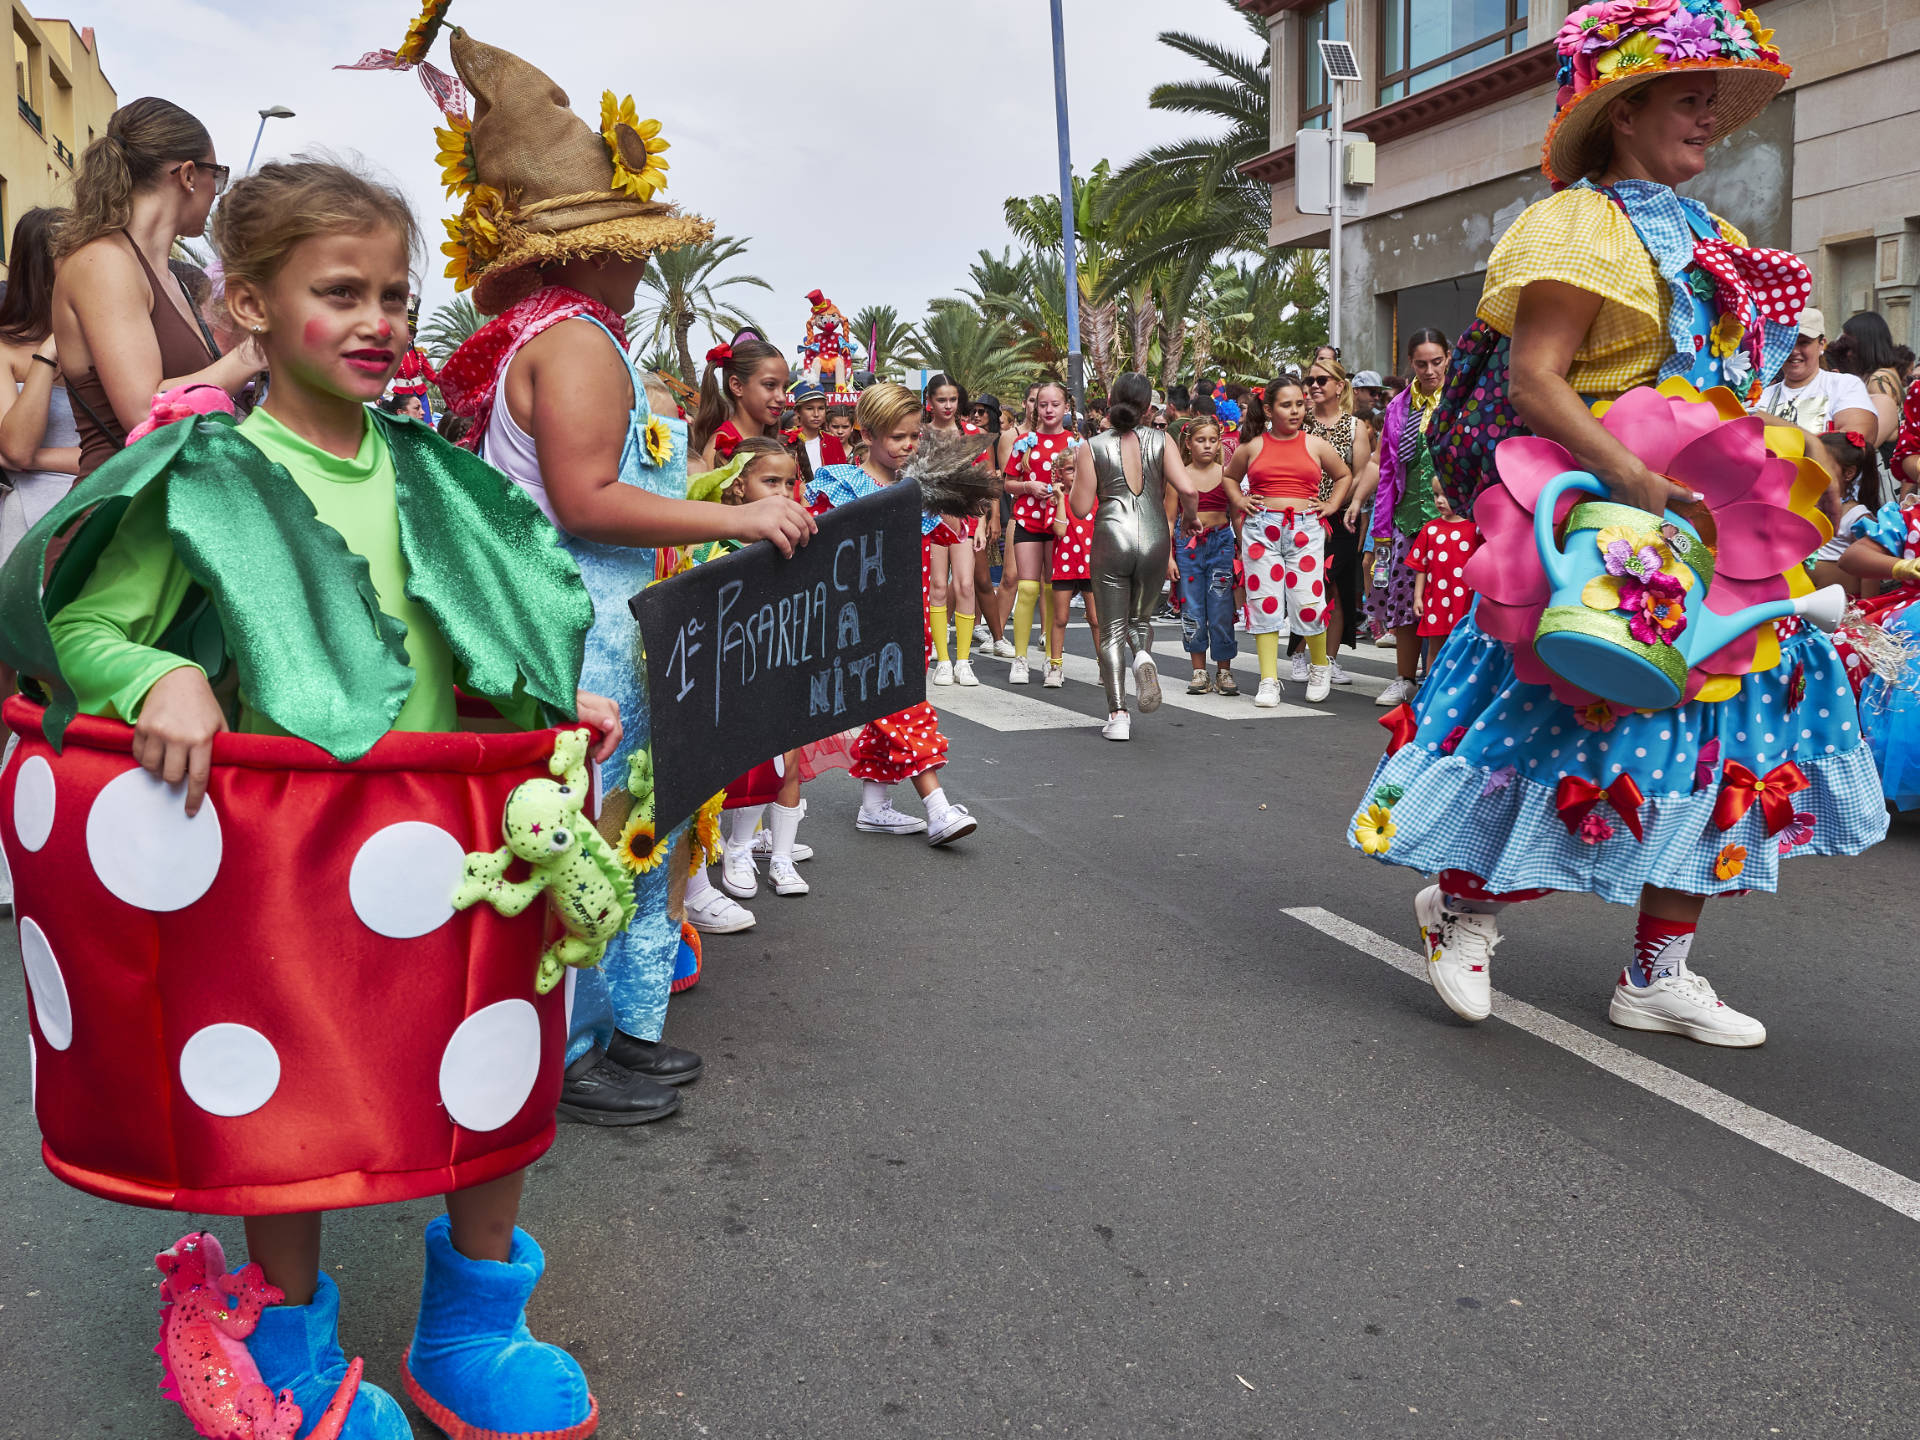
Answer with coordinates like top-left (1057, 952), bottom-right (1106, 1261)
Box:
top-left (1177, 523), bottom-right (1238, 662)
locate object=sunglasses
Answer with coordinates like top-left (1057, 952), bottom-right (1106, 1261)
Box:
top-left (1305, 375), bottom-right (1334, 387)
top-left (171, 159), bottom-right (231, 196)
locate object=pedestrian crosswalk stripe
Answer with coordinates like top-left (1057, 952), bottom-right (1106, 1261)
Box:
top-left (931, 680), bottom-right (1100, 731)
top-left (1052, 648), bottom-right (1328, 719)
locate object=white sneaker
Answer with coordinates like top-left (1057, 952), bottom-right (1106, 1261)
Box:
top-left (992, 637), bottom-right (1017, 659)
top-left (927, 803), bottom-right (977, 846)
top-left (1102, 710), bottom-right (1132, 741)
top-left (1374, 633), bottom-right (1396, 649)
top-left (1253, 677), bottom-right (1283, 708)
top-left (1609, 964), bottom-right (1766, 1047)
top-left (955, 660), bottom-right (979, 686)
top-left (686, 887), bottom-right (756, 934)
top-left (1132, 653), bottom-right (1162, 713)
top-left (973, 621), bottom-right (993, 648)
top-left (768, 854), bottom-right (809, 896)
top-left (1043, 661), bottom-right (1065, 688)
top-left (1375, 675), bottom-right (1416, 708)
top-left (752, 831), bottom-right (813, 862)
top-left (1329, 660), bottom-right (1353, 685)
top-left (1414, 885), bottom-right (1496, 1022)
top-left (1290, 651), bottom-right (1310, 683)
top-left (931, 660), bottom-right (955, 686)
top-left (1009, 656), bottom-right (1030, 685)
top-left (1306, 663), bottom-right (1332, 702)
top-left (856, 802), bottom-right (928, 835)
top-left (719, 844), bottom-right (758, 899)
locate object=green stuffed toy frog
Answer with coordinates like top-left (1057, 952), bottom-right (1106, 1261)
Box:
top-left (454, 728), bottom-right (637, 994)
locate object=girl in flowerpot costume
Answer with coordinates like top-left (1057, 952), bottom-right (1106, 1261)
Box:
top-left (433, 29), bottom-right (815, 1125)
top-left (1350, 3), bottom-right (1887, 1046)
top-left (0, 158), bottom-right (618, 1437)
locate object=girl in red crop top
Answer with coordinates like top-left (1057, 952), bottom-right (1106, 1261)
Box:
top-left (1222, 376), bottom-right (1352, 705)
top-left (1174, 417), bottom-right (1241, 694)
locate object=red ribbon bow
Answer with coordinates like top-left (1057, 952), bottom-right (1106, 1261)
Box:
top-left (1555, 774), bottom-right (1648, 842)
top-left (1836, 429), bottom-right (1869, 450)
top-left (1379, 703), bottom-right (1418, 757)
top-left (706, 343), bottom-right (733, 367)
top-left (1711, 759), bottom-right (1810, 835)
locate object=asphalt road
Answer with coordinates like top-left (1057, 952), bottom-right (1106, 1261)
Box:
top-left (6, 627), bottom-right (1920, 1439)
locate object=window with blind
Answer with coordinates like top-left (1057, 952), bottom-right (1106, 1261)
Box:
top-left (1300, 0), bottom-right (1348, 130)
top-left (1378, 0), bottom-right (1528, 105)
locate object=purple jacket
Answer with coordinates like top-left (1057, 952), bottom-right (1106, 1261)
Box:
top-left (1369, 385), bottom-right (1414, 543)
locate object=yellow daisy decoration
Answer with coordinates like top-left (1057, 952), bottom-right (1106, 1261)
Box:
top-left (600, 90), bottom-right (671, 201)
top-left (1739, 10), bottom-right (1774, 50)
top-left (693, 791), bottom-right (727, 868)
top-left (1353, 804), bottom-right (1396, 856)
top-left (434, 114), bottom-right (476, 198)
top-left (643, 414), bottom-right (675, 467)
top-left (1709, 312), bottom-right (1745, 360)
top-left (1596, 32), bottom-right (1661, 81)
top-left (396, 0), bottom-right (452, 66)
top-left (617, 809), bottom-right (671, 874)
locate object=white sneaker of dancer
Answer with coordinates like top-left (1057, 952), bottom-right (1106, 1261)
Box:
top-left (1102, 710), bottom-right (1131, 741)
top-left (1375, 675), bottom-right (1416, 708)
top-left (767, 855), bottom-right (809, 896)
top-left (1009, 656), bottom-right (1030, 685)
top-left (752, 831), bottom-right (813, 862)
top-left (992, 637), bottom-right (1017, 659)
top-left (856, 802), bottom-right (928, 835)
top-left (953, 659), bottom-right (979, 687)
top-left (686, 886), bottom-right (756, 934)
top-left (1414, 885), bottom-right (1496, 1022)
top-left (1608, 964), bottom-right (1766, 1047)
top-left (927, 803), bottom-right (977, 846)
top-left (1253, 677), bottom-right (1283, 708)
top-left (1306, 663), bottom-right (1332, 703)
top-left (1329, 660), bottom-right (1353, 685)
top-left (930, 660), bottom-right (955, 686)
top-left (719, 843), bottom-right (758, 899)
top-left (1290, 651), bottom-right (1310, 683)
top-left (1132, 652), bottom-right (1162, 714)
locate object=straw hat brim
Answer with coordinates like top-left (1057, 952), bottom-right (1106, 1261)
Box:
top-left (1542, 57), bottom-right (1789, 185)
top-left (472, 209), bottom-right (716, 314)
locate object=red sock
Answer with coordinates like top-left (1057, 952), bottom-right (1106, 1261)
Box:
top-left (1628, 913), bottom-right (1697, 988)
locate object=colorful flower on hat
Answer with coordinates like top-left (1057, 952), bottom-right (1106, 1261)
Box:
top-left (1653, 8), bottom-right (1720, 60)
top-left (434, 113), bottom-right (476, 198)
top-left (440, 184), bottom-right (506, 291)
top-left (396, 0), bottom-right (452, 67)
top-left (600, 91), bottom-right (670, 202)
top-left (1596, 31), bottom-right (1663, 79)
top-left (1353, 804), bottom-right (1396, 856)
top-left (1738, 8), bottom-right (1774, 51)
top-left (643, 414), bottom-right (675, 467)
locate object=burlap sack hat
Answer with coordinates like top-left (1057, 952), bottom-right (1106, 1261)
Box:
top-left (1543, 2), bottom-right (1788, 186)
top-left (440, 29), bottom-right (712, 314)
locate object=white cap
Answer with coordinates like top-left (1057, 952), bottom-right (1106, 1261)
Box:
top-left (1797, 307), bottom-right (1826, 340)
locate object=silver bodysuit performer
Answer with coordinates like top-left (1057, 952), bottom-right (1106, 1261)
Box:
top-left (1085, 426), bottom-right (1171, 715)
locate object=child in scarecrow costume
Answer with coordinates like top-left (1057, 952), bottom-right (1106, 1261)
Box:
top-left (0, 158), bottom-right (616, 1437)
top-left (435, 28), bottom-right (816, 1126)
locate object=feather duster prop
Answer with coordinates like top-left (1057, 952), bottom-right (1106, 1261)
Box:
top-left (907, 428), bottom-right (1001, 518)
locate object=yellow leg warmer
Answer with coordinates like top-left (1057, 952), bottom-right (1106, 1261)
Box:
top-left (1306, 631), bottom-right (1328, 665)
top-left (955, 613), bottom-right (975, 663)
top-left (1256, 631), bottom-right (1280, 682)
top-left (1013, 580), bottom-right (1042, 656)
top-left (930, 605), bottom-right (950, 664)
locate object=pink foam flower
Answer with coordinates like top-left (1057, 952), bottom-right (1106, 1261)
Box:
top-left (1556, 0), bottom-right (1680, 54)
top-left (1577, 812), bottom-right (1615, 845)
top-left (1619, 570), bottom-right (1689, 645)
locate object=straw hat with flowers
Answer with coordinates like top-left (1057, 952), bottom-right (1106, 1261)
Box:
top-left (1544, 1), bottom-right (1787, 185)
top-left (437, 29), bottom-right (711, 314)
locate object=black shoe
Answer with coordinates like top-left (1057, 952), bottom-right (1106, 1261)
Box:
top-left (605, 1030), bottom-right (704, 1086)
top-left (555, 1048), bottom-right (681, 1126)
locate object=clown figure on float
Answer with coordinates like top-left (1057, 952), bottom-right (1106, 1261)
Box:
top-left (800, 289), bottom-right (860, 394)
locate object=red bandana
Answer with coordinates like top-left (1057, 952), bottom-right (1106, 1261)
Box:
top-left (438, 285), bottom-right (627, 450)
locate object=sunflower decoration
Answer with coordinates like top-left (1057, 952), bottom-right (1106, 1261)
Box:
top-left (692, 791), bottom-right (727, 868)
top-left (600, 91), bottom-right (671, 202)
top-left (434, 113), bottom-right (476, 198)
top-left (617, 808), bottom-right (671, 874)
top-left (643, 414), bottom-right (675, 467)
top-left (440, 183), bottom-right (507, 291)
top-left (396, 0), bottom-right (453, 66)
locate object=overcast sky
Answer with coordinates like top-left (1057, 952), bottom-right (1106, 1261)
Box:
top-left (77, 0), bottom-right (1259, 354)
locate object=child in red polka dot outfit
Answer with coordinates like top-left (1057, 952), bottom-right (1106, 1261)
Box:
top-left (1404, 502), bottom-right (1482, 671)
top-left (1045, 450), bottom-right (1098, 685)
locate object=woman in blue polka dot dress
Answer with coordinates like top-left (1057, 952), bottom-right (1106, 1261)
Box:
top-left (1348, 44), bottom-right (1888, 1047)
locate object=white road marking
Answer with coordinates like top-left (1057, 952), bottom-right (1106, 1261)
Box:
top-left (931, 681), bottom-right (1099, 731)
top-left (1284, 905), bottom-right (1920, 1224)
top-left (1052, 649), bottom-right (1328, 720)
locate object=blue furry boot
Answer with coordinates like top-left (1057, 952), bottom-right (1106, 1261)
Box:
top-left (248, 1272), bottom-right (412, 1439)
top-left (401, 1216), bottom-right (597, 1439)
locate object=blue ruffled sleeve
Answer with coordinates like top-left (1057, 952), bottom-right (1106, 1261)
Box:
top-left (1861, 500), bottom-right (1914, 558)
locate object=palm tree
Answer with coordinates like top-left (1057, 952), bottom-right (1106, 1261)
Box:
top-left (852, 303), bottom-right (918, 379)
top-left (416, 294), bottom-right (484, 363)
top-left (906, 305), bottom-right (1036, 399)
top-left (1004, 160), bottom-right (1129, 390)
top-left (626, 236), bottom-right (773, 383)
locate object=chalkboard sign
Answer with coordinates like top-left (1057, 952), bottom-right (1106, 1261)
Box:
top-left (631, 482), bottom-right (927, 832)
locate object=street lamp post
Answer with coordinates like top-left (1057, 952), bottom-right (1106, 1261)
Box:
top-left (1048, 0), bottom-right (1083, 414)
top-left (244, 105), bottom-right (296, 176)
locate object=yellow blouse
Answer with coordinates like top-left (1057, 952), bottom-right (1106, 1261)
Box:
top-left (1476, 186), bottom-right (1746, 398)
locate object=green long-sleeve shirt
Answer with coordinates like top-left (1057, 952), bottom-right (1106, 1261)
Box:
top-left (48, 406), bottom-right (500, 735)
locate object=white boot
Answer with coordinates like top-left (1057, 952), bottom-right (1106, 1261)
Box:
top-left (719, 804), bottom-right (763, 898)
top-left (767, 800), bottom-right (810, 896)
